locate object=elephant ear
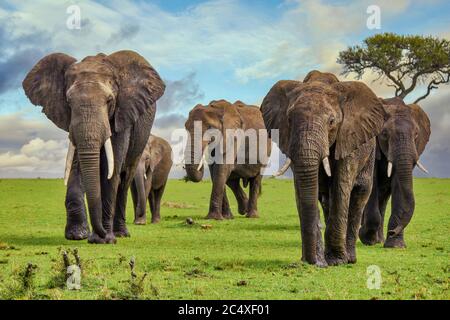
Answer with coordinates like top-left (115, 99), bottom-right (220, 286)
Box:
top-left (22, 53), bottom-right (77, 131)
top-left (332, 81), bottom-right (387, 160)
top-left (260, 80), bottom-right (301, 156)
top-left (107, 50), bottom-right (165, 132)
top-left (408, 103), bottom-right (431, 156)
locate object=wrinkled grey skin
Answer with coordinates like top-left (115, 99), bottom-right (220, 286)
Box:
top-left (131, 135), bottom-right (172, 225)
top-left (359, 98), bottom-right (431, 248)
top-left (23, 51), bottom-right (165, 244)
top-left (261, 71), bottom-right (386, 266)
top-left (184, 100), bottom-right (271, 220)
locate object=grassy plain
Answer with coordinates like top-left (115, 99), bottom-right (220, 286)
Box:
top-left (0, 178), bottom-right (448, 300)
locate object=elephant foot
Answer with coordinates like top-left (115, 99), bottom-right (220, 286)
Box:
top-left (65, 223), bottom-right (89, 240)
top-left (88, 232), bottom-right (116, 244)
top-left (114, 228), bottom-right (131, 238)
top-left (325, 251), bottom-right (348, 266)
top-left (238, 200), bottom-right (249, 215)
top-left (301, 256), bottom-right (328, 268)
top-left (222, 211), bottom-right (234, 220)
top-left (359, 226), bottom-right (382, 246)
top-left (151, 216), bottom-right (161, 224)
top-left (384, 236), bottom-right (406, 248)
top-left (245, 209), bottom-right (259, 218)
top-left (134, 217), bottom-right (147, 225)
top-left (206, 212), bottom-right (224, 220)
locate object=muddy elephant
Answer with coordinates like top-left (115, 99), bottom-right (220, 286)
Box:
top-left (184, 100), bottom-right (271, 220)
top-left (359, 98), bottom-right (430, 248)
top-left (23, 51), bottom-right (165, 244)
top-left (131, 135), bottom-right (172, 225)
top-left (261, 71), bottom-right (386, 266)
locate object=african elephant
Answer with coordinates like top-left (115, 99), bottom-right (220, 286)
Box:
top-left (184, 100), bottom-right (271, 220)
top-left (23, 51), bottom-right (165, 244)
top-left (261, 71), bottom-right (386, 266)
top-left (131, 135), bottom-right (172, 225)
top-left (359, 98), bottom-right (431, 248)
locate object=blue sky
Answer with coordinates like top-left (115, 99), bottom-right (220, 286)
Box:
top-left (0, 0), bottom-right (449, 177)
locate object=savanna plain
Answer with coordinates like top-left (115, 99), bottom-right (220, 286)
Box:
top-left (0, 178), bottom-right (448, 300)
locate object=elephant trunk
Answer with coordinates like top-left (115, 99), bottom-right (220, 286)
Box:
top-left (293, 158), bottom-right (321, 264)
top-left (389, 154), bottom-right (415, 238)
top-left (184, 134), bottom-right (205, 182)
top-left (77, 148), bottom-right (107, 238)
top-left (134, 162), bottom-right (147, 222)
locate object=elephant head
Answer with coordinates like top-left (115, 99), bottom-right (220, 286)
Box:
top-left (23, 51), bottom-right (165, 239)
top-left (184, 100), bottom-right (243, 182)
top-left (377, 98), bottom-right (431, 244)
top-left (261, 70), bottom-right (386, 265)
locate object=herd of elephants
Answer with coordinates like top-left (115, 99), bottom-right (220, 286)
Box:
top-left (21, 50), bottom-right (430, 267)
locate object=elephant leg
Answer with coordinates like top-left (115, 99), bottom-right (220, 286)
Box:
top-left (113, 171), bottom-right (134, 237)
top-left (99, 170), bottom-right (120, 244)
top-left (347, 182), bottom-right (371, 263)
top-left (325, 159), bottom-right (358, 266)
top-left (221, 189), bottom-right (234, 220)
top-left (133, 166), bottom-right (150, 226)
top-left (226, 179), bottom-right (248, 215)
top-left (65, 157), bottom-right (89, 240)
top-left (207, 164), bottom-right (230, 220)
top-left (246, 175), bottom-right (262, 218)
top-left (150, 184), bottom-right (165, 224)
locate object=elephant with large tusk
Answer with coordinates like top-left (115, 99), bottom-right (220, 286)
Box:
top-left (23, 51), bottom-right (165, 244)
top-left (261, 71), bottom-right (387, 266)
top-left (184, 100), bottom-right (271, 220)
top-left (131, 135), bottom-right (172, 225)
top-left (359, 97), bottom-right (431, 248)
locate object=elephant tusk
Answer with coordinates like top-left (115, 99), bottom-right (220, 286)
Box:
top-left (197, 148), bottom-right (208, 171)
top-left (387, 161), bottom-right (393, 178)
top-left (416, 161), bottom-right (429, 174)
top-left (322, 157), bottom-right (332, 177)
top-left (144, 173), bottom-right (147, 180)
top-left (104, 138), bottom-right (114, 180)
top-left (64, 141), bottom-right (76, 186)
top-left (273, 158), bottom-right (291, 177)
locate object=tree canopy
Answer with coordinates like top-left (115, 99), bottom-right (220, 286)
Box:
top-left (338, 33), bottom-right (450, 103)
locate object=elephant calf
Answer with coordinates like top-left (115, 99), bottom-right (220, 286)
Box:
top-left (360, 98), bottom-right (430, 248)
top-left (184, 100), bottom-right (271, 220)
top-left (131, 135), bottom-right (173, 225)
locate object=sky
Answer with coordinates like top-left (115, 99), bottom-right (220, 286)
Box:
top-left (0, 0), bottom-right (449, 178)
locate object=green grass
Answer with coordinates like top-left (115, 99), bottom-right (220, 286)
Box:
top-left (0, 178), bottom-right (448, 300)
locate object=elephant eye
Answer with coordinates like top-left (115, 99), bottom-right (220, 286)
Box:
top-left (328, 116), bottom-right (336, 126)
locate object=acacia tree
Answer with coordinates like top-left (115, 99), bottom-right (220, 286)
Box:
top-left (338, 33), bottom-right (450, 103)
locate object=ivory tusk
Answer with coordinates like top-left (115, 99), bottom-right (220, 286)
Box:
top-left (273, 158), bottom-right (291, 177)
top-left (387, 161), bottom-right (393, 178)
top-left (416, 161), bottom-right (429, 174)
top-left (197, 148), bottom-right (208, 171)
top-left (64, 141), bottom-right (76, 186)
top-left (144, 173), bottom-right (147, 180)
top-left (322, 157), bottom-right (332, 177)
top-left (104, 138), bottom-right (114, 179)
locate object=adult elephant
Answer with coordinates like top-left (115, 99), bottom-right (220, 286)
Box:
top-left (23, 51), bottom-right (165, 244)
top-left (132, 135), bottom-right (172, 225)
top-left (359, 98), bottom-right (431, 248)
top-left (184, 100), bottom-right (271, 220)
top-left (261, 71), bottom-right (386, 266)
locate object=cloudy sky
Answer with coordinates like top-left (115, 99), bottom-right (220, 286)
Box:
top-left (0, 0), bottom-right (449, 178)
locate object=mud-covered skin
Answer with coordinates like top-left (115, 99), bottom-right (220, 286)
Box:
top-left (261, 70), bottom-right (386, 266)
top-left (131, 135), bottom-right (172, 225)
top-left (360, 98), bottom-right (431, 248)
top-left (184, 100), bottom-right (271, 220)
top-left (23, 51), bottom-right (165, 244)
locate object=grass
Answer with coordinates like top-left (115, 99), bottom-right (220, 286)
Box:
top-left (0, 178), bottom-right (448, 300)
